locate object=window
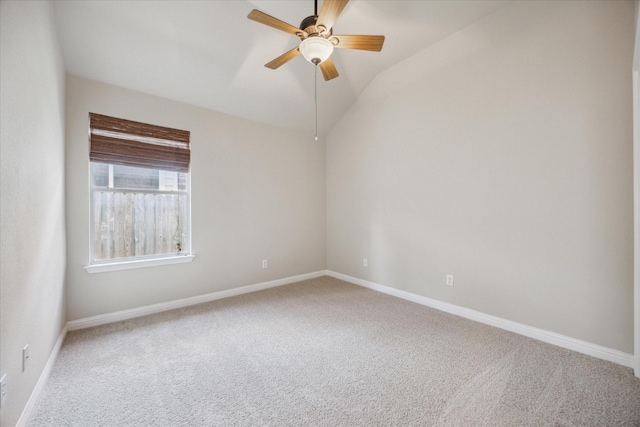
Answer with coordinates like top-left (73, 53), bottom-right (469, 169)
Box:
top-left (88, 113), bottom-right (191, 267)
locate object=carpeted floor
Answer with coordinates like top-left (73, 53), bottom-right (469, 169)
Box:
top-left (29, 276), bottom-right (640, 426)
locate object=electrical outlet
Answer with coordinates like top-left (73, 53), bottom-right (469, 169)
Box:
top-left (363, 258), bottom-right (368, 267)
top-left (23, 344), bottom-right (29, 372)
top-left (1, 374), bottom-right (7, 408)
top-left (262, 259), bottom-right (268, 269)
top-left (446, 275), bottom-right (454, 286)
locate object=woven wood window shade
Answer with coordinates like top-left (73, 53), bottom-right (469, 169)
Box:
top-left (89, 113), bottom-right (190, 173)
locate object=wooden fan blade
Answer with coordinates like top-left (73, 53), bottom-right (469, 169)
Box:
top-left (319, 57), bottom-right (339, 81)
top-left (332, 35), bottom-right (385, 52)
top-left (265, 46), bottom-right (301, 69)
top-left (248, 9), bottom-right (302, 36)
top-left (317, 0), bottom-right (349, 32)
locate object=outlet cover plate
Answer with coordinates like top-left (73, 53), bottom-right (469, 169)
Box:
top-left (23, 344), bottom-right (29, 372)
top-left (1, 374), bottom-right (7, 408)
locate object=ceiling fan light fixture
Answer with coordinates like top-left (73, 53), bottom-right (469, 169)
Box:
top-left (299, 37), bottom-right (334, 65)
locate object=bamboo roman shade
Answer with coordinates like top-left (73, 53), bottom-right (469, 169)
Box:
top-left (89, 113), bottom-right (190, 173)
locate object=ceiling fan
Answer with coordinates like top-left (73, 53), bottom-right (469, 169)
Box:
top-left (248, 0), bottom-right (385, 81)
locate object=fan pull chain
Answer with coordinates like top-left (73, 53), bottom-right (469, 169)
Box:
top-left (314, 65), bottom-right (318, 141)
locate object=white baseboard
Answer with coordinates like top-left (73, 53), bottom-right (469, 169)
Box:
top-left (16, 324), bottom-right (68, 427)
top-left (67, 270), bottom-right (327, 331)
top-left (327, 270), bottom-right (635, 369)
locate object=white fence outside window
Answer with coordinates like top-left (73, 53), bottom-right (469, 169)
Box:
top-left (90, 163), bottom-right (189, 262)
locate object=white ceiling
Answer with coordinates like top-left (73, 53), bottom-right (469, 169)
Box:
top-left (53, 0), bottom-right (509, 137)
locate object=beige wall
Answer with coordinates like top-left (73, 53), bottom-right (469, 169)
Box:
top-left (0, 2), bottom-right (67, 425)
top-left (327, 1), bottom-right (635, 353)
top-left (633, 0), bottom-right (640, 374)
top-left (65, 76), bottom-right (326, 321)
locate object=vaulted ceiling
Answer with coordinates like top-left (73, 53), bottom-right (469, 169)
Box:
top-left (53, 1), bottom-right (509, 137)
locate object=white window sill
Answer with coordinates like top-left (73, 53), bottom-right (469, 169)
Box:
top-left (84, 254), bottom-right (195, 274)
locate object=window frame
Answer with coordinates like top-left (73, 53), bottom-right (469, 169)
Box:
top-left (87, 162), bottom-right (192, 268)
top-left (85, 113), bottom-right (194, 273)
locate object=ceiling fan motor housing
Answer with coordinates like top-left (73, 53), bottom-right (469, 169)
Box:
top-left (299, 15), bottom-right (331, 38)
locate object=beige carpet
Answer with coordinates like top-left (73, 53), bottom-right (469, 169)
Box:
top-left (29, 276), bottom-right (640, 426)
